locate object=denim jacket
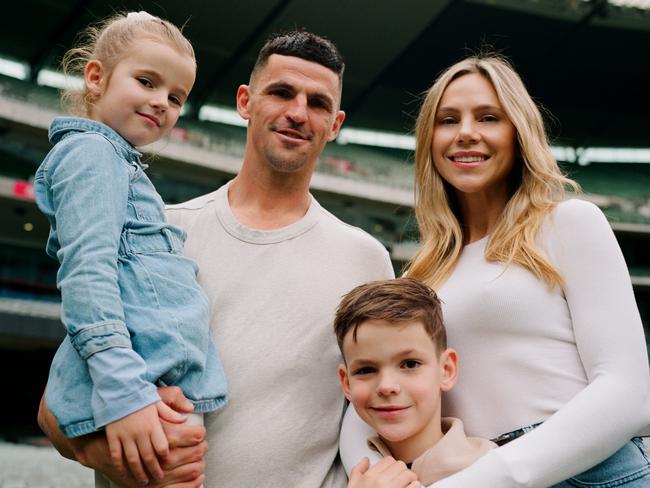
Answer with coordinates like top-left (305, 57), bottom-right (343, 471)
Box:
top-left (34, 117), bottom-right (227, 437)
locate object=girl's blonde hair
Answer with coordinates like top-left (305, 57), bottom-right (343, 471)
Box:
top-left (408, 55), bottom-right (579, 289)
top-left (61, 12), bottom-right (195, 116)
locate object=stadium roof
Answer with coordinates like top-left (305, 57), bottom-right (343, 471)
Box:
top-left (1, 0), bottom-right (649, 149)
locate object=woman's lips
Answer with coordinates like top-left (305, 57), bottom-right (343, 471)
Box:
top-left (448, 151), bottom-right (490, 168)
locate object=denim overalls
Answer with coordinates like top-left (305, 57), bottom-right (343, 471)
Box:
top-left (34, 117), bottom-right (227, 437)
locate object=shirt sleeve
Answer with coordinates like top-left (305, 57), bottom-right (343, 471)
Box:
top-left (427, 199), bottom-right (650, 487)
top-left (87, 348), bottom-right (159, 428)
top-left (47, 135), bottom-right (159, 425)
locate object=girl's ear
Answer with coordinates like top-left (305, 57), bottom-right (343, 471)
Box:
top-left (84, 60), bottom-right (104, 96)
top-left (439, 348), bottom-right (459, 392)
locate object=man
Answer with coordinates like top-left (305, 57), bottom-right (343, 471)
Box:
top-left (39, 31), bottom-right (395, 487)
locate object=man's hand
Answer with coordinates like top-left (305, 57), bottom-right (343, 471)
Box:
top-left (38, 386), bottom-right (207, 487)
top-left (347, 457), bottom-right (421, 488)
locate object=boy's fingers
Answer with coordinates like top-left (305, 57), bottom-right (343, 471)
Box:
top-left (350, 456), bottom-right (370, 477)
top-left (122, 437), bottom-right (149, 485)
top-left (367, 455), bottom-right (397, 475)
top-left (382, 459), bottom-right (413, 481)
top-left (348, 457), bottom-right (369, 485)
top-left (393, 468), bottom-right (418, 486)
top-left (156, 400), bottom-right (187, 424)
top-left (406, 482), bottom-right (422, 488)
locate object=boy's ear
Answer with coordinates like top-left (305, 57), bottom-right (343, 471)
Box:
top-left (338, 363), bottom-right (353, 401)
top-left (439, 348), bottom-right (459, 392)
top-left (84, 60), bottom-right (104, 96)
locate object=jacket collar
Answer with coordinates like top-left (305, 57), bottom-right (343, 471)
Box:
top-left (368, 417), bottom-right (496, 485)
top-left (49, 117), bottom-right (142, 159)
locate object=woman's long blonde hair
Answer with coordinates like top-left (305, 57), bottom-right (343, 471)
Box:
top-left (408, 55), bottom-right (579, 289)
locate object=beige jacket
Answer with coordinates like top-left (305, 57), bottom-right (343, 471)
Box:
top-left (368, 417), bottom-right (496, 485)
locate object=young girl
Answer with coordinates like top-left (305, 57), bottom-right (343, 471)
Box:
top-left (341, 54), bottom-right (650, 487)
top-left (34, 11), bottom-right (226, 486)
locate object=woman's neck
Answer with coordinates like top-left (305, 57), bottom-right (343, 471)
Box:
top-left (456, 190), bottom-right (509, 244)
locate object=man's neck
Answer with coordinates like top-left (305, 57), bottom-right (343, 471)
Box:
top-left (227, 165), bottom-right (312, 230)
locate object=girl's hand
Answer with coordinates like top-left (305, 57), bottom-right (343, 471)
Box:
top-left (347, 456), bottom-right (421, 488)
top-left (106, 401), bottom-right (187, 484)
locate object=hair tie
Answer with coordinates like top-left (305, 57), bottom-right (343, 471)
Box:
top-left (126, 11), bottom-right (157, 22)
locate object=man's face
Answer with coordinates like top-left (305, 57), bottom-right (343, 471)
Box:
top-left (339, 320), bottom-right (457, 460)
top-left (236, 54), bottom-right (345, 173)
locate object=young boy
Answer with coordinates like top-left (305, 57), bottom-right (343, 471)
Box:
top-left (334, 277), bottom-right (495, 486)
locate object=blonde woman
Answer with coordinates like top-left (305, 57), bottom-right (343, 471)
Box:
top-left (340, 55), bottom-right (650, 487)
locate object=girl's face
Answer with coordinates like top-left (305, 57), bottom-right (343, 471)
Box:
top-left (431, 72), bottom-right (517, 201)
top-left (86, 38), bottom-right (195, 147)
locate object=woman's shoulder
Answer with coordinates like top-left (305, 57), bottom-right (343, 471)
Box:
top-left (550, 198), bottom-right (608, 230)
top-left (540, 198), bottom-right (612, 252)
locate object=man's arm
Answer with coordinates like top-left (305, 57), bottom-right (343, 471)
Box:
top-left (37, 386), bottom-right (207, 487)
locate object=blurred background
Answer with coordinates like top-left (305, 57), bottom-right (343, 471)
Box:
top-left (0, 0), bottom-right (648, 483)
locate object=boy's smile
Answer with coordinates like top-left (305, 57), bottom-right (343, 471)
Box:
top-left (339, 319), bottom-right (457, 463)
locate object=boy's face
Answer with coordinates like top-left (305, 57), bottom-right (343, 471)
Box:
top-left (339, 320), bottom-right (458, 460)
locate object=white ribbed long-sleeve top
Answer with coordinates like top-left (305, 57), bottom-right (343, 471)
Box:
top-left (340, 199), bottom-right (650, 487)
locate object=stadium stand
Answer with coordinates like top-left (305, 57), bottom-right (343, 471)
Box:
top-left (0, 0), bottom-right (648, 440)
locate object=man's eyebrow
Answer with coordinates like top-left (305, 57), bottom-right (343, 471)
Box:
top-left (262, 81), bottom-right (295, 93)
top-left (263, 80), bottom-right (335, 107)
top-left (309, 92), bottom-right (334, 110)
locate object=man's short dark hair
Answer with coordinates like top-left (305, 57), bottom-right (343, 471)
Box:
top-left (251, 30), bottom-right (345, 83)
top-left (334, 277), bottom-right (447, 357)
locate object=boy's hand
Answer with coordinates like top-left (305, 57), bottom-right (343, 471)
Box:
top-left (347, 457), bottom-right (421, 488)
top-left (106, 401), bottom-right (188, 485)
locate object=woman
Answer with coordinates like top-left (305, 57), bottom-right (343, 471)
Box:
top-left (340, 55), bottom-right (650, 487)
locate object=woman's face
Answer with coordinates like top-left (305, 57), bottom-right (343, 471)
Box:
top-left (431, 72), bottom-right (517, 200)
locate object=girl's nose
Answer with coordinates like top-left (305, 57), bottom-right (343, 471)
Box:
top-left (151, 91), bottom-right (169, 110)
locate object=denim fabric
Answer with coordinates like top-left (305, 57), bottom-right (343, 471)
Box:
top-left (35, 117), bottom-right (227, 437)
top-left (551, 438), bottom-right (650, 487)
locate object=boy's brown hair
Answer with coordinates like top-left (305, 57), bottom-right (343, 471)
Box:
top-left (334, 277), bottom-right (446, 357)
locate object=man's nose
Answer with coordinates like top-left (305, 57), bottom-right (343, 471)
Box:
top-left (285, 94), bottom-right (308, 124)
